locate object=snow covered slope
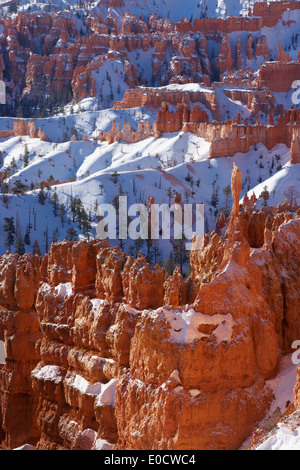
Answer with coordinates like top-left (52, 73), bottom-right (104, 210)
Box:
top-left (100, 0), bottom-right (278, 22)
top-left (0, 0), bottom-right (273, 20)
top-left (0, 98), bottom-right (292, 262)
top-left (241, 354), bottom-right (300, 450)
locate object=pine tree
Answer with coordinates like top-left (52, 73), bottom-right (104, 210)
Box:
top-left (3, 217), bottom-right (15, 252)
top-left (11, 157), bottom-right (17, 173)
top-left (12, 179), bottom-right (28, 195)
top-left (81, 209), bottom-right (90, 239)
top-left (164, 252), bottom-right (176, 275)
top-left (44, 225), bottom-right (49, 253)
top-left (52, 192), bottom-right (59, 216)
top-left (51, 228), bottom-right (59, 244)
top-left (38, 186), bottom-right (47, 205)
top-left (166, 186), bottom-right (173, 205)
top-left (173, 238), bottom-right (189, 274)
top-left (65, 227), bottom-right (78, 241)
top-left (24, 229), bottom-right (30, 245)
top-left (59, 203), bottom-right (66, 227)
top-left (23, 145), bottom-right (29, 168)
top-left (15, 236), bottom-right (25, 255)
top-left (261, 186), bottom-right (270, 207)
top-left (211, 182), bottom-right (219, 208)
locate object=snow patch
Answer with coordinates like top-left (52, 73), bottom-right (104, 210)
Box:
top-left (32, 365), bottom-right (64, 384)
top-left (162, 307), bottom-right (234, 344)
top-left (55, 282), bottom-right (73, 299)
top-left (257, 424), bottom-right (300, 450)
top-left (95, 378), bottom-right (118, 407)
top-left (65, 372), bottom-right (102, 396)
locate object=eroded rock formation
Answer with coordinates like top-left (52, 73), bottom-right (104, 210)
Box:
top-left (1, 0), bottom-right (300, 110)
top-left (0, 164), bottom-right (300, 450)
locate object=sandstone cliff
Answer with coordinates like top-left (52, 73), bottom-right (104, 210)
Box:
top-left (0, 164), bottom-right (300, 450)
top-left (1, 1), bottom-right (300, 110)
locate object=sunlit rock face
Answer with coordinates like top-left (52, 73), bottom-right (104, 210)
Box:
top-left (0, 164), bottom-right (299, 450)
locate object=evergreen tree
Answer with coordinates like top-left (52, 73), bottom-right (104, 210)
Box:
top-left (81, 209), bottom-right (90, 239)
top-left (65, 227), bottom-right (78, 241)
top-left (211, 182), bottom-right (219, 208)
top-left (261, 186), bottom-right (270, 207)
top-left (23, 145), bottom-right (29, 168)
top-left (44, 225), bottom-right (49, 253)
top-left (164, 252), bottom-right (176, 275)
top-left (173, 238), bottom-right (189, 275)
top-left (51, 228), bottom-right (59, 244)
top-left (52, 192), bottom-right (59, 216)
top-left (11, 157), bottom-right (17, 173)
top-left (12, 179), bottom-right (28, 195)
top-left (59, 203), bottom-right (66, 227)
top-left (15, 236), bottom-right (25, 255)
top-left (38, 186), bottom-right (47, 205)
top-left (166, 186), bottom-right (173, 205)
top-left (3, 217), bottom-right (15, 252)
top-left (24, 229), bottom-right (30, 245)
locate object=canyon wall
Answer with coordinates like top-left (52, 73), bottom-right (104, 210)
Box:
top-left (98, 121), bottom-right (152, 144)
top-left (1, 0), bottom-right (300, 108)
top-left (1, 165), bottom-right (300, 450)
top-left (113, 86), bottom-right (219, 120)
top-left (97, 99), bottom-right (300, 162)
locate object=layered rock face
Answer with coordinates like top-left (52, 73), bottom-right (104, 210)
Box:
top-left (113, 86), bottom-right (219, 120)
top-left (0, 166), bottom-right (300, 450)
top-left (13, 120), bottom-right (47, 141)
top-left (1, 1), bottom-right (300, 109)
top-left (194, 109), bottom-right (300, 160)
top-left (98, 120), bottom-right (152, 145)
top-left (0, 253), bottom-right (41, 449)
top-left (258, 61), bottom-right (300, 93)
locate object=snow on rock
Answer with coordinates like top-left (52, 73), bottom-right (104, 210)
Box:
top-left (93, 438), bottom-right (114, 451)
top-left (90, 298), bottom-right (109, 313)
top-left (95, 378), bottom-right (118, 407)
top-left (54, 282), bottom-right (73, 300)
top-left (64, 372), bottom-right (102, 396)
top-left (150, 306), bottom-right (234, 344)
top-left (13, 444), bottom-right (36, 450)
top-left (265, 355), bottom-right (298, 416)
top-left (32, 365), bottom-right (64, 385)
top-left (256, 424), bottom-right (300, 450)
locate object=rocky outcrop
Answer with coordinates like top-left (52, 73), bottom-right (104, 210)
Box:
top-left (0, 253), bottom-right (41, 449)
top-left (1, 165), bottom-right (300, 450)
top-left (258, 61), bottom-right (300, 93)
top-left (13, 120), bottom-right (47, 141)
top-left (1, 0), bottom-right (298, 110)
top-left (154, 102), bottom-right (209, 136)
top-left (215, 34), bottom-right (233, 75)
top-left (98, 121), bottom-right (152, 145)
top-left (196, 109), bottom-right (300, 160)
top-left (114, 85), bottom-right (220, 120)
top-left (116, 167), bottom-right (300, 450)
top-left (291, 128), bottom-right (300, 164)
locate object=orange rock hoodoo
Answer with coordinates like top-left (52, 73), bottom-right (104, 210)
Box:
top-left (1, 1), bottom-right (300, 107)
top-left (109, 95), bottom-right (300, 163)
top-left (98, 121), bottom-right (152, 145)
top-left (1, 165), bottom-right (300, 450)
top-left (13, 120), bottom-right (47, 141)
